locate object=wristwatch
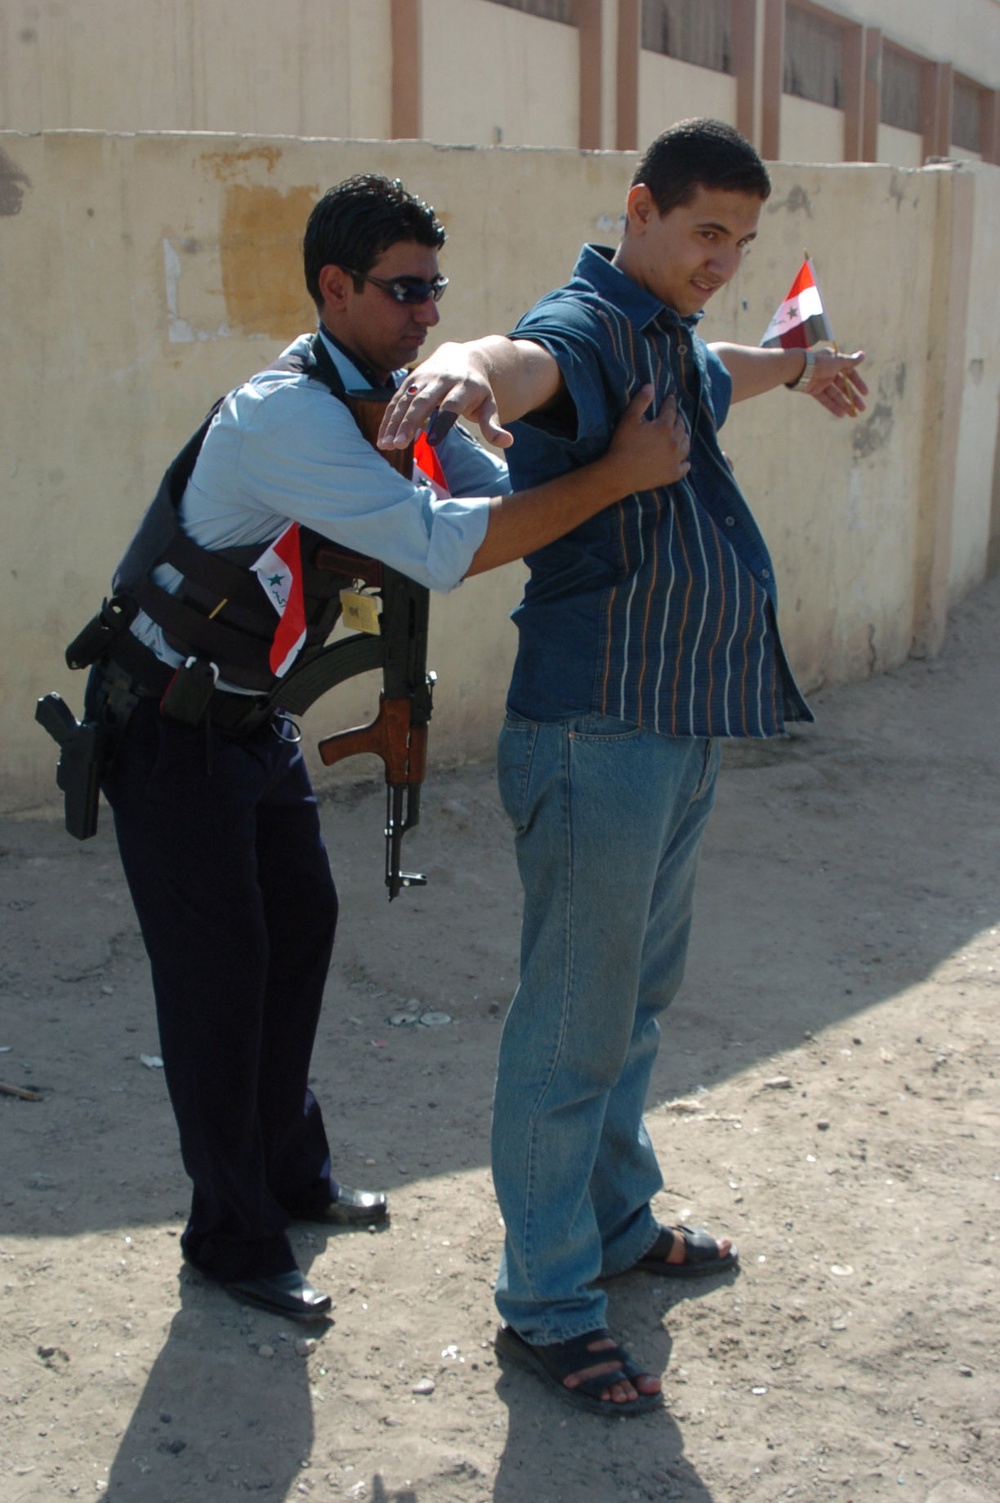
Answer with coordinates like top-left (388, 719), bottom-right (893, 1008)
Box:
top-left (787, 347), bottom-right (816, 392)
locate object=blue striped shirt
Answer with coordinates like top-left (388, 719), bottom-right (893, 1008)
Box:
top-left (505, 245), bottom-right (812, 738)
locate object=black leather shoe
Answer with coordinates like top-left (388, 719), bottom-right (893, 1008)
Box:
top-left (305, 1185), bottom-right (388, 1227)
top-left (225, 1269), bottom-right (332, 1323)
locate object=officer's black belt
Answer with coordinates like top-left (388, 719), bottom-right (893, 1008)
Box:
top-left (103, 631), bottom-right (276, 736)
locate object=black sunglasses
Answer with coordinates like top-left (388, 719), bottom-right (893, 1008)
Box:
top-left (341, 267), bottom-right (449, 305)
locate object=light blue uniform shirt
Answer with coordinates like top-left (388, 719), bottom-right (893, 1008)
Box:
top-left (134, 331), bottom-right (509, 669)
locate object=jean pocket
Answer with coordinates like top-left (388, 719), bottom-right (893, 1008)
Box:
top-left (497, 718), bottom-right (537, 831)
top-left (566, 714), bottom-right (643, 744)
top-left (694, 737), bottom-right (722, 800)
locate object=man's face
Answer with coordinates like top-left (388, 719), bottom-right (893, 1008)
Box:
top-left (617, 184), bottom-right (762, 318)
top-left (330, 239), bottom-right (442, 382)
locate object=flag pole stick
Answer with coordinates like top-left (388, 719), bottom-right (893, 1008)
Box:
top-left (831, 342), bottom-right (858, 417)
top-left (810, 249), bottom-right (858, 417)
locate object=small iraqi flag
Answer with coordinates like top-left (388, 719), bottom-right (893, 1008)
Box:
top-left (253, 522), bottom-right (306, 677)
top-left (760, 256), bottom-right (833, 350)
top-left (251, 436), bottom-right (452, 679)
top-left (413, 432), bottom-right (449, 497)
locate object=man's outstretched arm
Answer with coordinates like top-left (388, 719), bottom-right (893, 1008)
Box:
top-left (710, 343), bottom-right (868, 418)
top-left (378, 339), bottom-right (692, 576)
top-left (379, 336), bottom-right (563, 451)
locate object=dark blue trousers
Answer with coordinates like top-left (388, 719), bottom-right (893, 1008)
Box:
top-left (96, 690), bottom-right (340, 1281)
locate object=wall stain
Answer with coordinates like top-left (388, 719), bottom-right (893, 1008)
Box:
top-left (867, 622), bottom-right (879, 676)
top-left (766, 183), bottom-right (813, 218)
top-left (219, 184), bottom-right (319, 338)
top-left (203, 147), bottom-right (284, 183)
top-left (852, 401), bottom-right (894, 459)
top-left (889, 173), bottom-right (911, 210)
top-left (0, 147), bottom-right (31, 216)
top-left (874, 359), bottom-right (906, 402)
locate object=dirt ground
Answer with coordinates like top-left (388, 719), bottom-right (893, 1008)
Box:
top-left (2, 574), bottom-right (998, 1503)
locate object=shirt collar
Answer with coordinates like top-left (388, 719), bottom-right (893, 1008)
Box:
top-left (573, 244), bottom-right (704, 335)
top-left (317, 324), bottom-right (404, 392)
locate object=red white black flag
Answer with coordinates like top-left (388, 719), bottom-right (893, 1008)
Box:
top-left (253, 523), bottom-right (307, 678)
top-left (760, 257), bottom-right (833, 350)
top-left (252, 435), bottom-right (453, 678)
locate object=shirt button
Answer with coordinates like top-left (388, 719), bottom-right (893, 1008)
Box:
top-left (761, 568), bottom-right (771, 579)
top-left (725, 516), bottom-right (735, 527)
top-left (676, 343), bottom-right (688, 355)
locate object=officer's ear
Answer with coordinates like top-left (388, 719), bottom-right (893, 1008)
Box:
top-left (317, 264), bottom-right (356, 315)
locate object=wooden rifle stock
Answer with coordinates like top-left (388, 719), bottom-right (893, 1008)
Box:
top-left (315, 389), bottom-right (434, 899)
top-left (319, 697), bottom-right (427, 786)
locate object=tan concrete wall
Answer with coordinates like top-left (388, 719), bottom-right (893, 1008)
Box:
top-left (951, 162), bottom-right (1000, 605)
top-left (1, 133), bottom-right (997, 813)
top-left (0, 0), bottom-right (392, 138)
top-left (423, 0), bottom-right (579, 148)
top-left (838, 0), bottom-right (1000, 89)
top-left (780, 98), bottom-right (846, 164)
top-left (722, 162), bottom-right (938, 683)
top-left (4, 0), bottom-right (1000, 156)
top-left (877, 124), bottom-right (924, 170)
top-left (599, 0), bottom-right (620, 152)
top-left (637, 54), bottom-right (738, 150)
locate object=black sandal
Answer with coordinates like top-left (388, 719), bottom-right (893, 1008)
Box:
top-left (633, 1223), bottom-right (739, 1279)
top-left (495, 1324), bottom-right (662, 1417)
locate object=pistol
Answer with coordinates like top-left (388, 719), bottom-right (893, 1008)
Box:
top-left (35, 693), bottom-right (104, 840)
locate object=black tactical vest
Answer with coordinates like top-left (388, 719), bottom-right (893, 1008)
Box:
top-left (112, 334), bottom-right (373, 694)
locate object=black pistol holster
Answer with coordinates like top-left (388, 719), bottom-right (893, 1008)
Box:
top-left (34, 590), bottom-right (141, 839)
top-left (34, 693), bottom-right (106, 841)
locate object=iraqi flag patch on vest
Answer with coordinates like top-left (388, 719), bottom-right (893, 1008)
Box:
top-left (252, 523), bottom-right (307, 677)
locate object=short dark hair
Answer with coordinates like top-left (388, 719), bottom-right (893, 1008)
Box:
top-left (632, 118), bottom-right (771, 215)
top-left (303, 173), bottom-right (446, 307)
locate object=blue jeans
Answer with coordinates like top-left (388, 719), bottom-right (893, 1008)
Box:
top-left (493, 713), bottom-right (721, 1343)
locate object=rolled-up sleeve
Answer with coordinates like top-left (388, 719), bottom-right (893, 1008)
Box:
top-left (435, 420), bottom-right (511, 499)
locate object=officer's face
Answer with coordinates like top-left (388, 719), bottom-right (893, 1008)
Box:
top-left (335, 240), bottom-right (443, 383)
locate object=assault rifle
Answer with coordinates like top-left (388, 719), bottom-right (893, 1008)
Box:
top-left (314, 390), bottom-right (435, 900)
top-left (314, 545), bottom-right (433, 899)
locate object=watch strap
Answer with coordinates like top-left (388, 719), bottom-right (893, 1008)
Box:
top-left (787, 346), bottom-right (816, 392)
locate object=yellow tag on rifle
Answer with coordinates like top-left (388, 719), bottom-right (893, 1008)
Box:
top-left (340, 590), bottom-right (382, 635)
